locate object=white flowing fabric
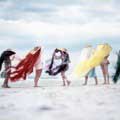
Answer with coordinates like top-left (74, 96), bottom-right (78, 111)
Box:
top-left (79, 46), bottom-right (93, 62)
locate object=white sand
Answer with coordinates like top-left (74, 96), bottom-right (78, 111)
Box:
top-left (0, 78), bottom-right (120, 120)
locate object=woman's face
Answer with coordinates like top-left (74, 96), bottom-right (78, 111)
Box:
top-left (54, 51), bottom-right (61, 58)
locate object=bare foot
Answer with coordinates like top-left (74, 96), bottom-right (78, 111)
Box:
top-left (62, 84), bottom-right (66, 86)
top-left (67, 81), bottom-right (71, 86)
top-left (2, 84), bottom-right (10, 88)
top-left (107, 82), bottom-right (110, 84)
top-left (95, 82), bottom-right (98, 85)
top-left (34, 85), bottom-right (40, 87)
top-left (83, 83), bottom-right (87, 86)
top-left (102, 82), bottom-right (107, 85)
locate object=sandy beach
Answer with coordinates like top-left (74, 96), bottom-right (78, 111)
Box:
top-left (0, 78), bottom-right (120, 120)
top-left (0, 0), bottom-right (120, 120)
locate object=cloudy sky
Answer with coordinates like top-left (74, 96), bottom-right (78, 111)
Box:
top-left (0, 0), bottom-right (120, 54)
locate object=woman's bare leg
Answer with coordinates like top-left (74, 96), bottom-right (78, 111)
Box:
top-left (101, 65), bottom-right (107, 84)
top-left (2, 71), bottom-right (10, 88)
top-left (61, 72), bottom-right (71, 86)
top-left (34, 69), bottom-right (42, 87)
top-left (61, 72), bottom-right (66, 86)
top-left (83, 76), bottom-right (88, 85)
top-left (107, 74), bottom-right (110, 84)
top-left (65, 75), bottom-right (71, 86)
top-left (2, 78), bottom-right (9, 88)
top-left (94, 76), bottom-right (98, 85)
top-left (103, 74), bottom-right (107, 84)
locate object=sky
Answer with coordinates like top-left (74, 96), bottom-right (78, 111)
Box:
top-left (0, 0), bottom-right (120, 54)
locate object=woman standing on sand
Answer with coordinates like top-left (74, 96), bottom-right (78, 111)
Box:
top-left (0, 49), bottom-right (16, 88)
top-left (34, 46), bottom-right (43, 87)
top-left (101, 55), bottom-right (110, 84)
top-left (9, 46), bottom-right (43, 87)
top-left (46, 48), bottom-right (71, 86)
top-left (77, 45), bottom-right (98, 85)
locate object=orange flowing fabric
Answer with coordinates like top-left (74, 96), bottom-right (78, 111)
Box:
top-left (10, 48), bottom-right (41, 82)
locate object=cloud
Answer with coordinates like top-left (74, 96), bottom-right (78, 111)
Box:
top-left (0, 0), bottom-right (120, 52)
top-left (0, 0), bottom-right (120, 23)
top-left (0, 19), bottom-right (120, 49)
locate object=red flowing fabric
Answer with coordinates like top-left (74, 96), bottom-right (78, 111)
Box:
top-left (10, 48), bottom-right (41, 82)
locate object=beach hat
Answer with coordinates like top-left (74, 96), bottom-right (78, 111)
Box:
top-left (85, 44), bottom-right (92, 48)
top-left (58, 48), bottom-right (67, 52)
top-left (6, 48), bottom-right (12, 51)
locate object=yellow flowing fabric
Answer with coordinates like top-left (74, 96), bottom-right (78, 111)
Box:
top-left (74, 44), bottom-right (112, 77)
